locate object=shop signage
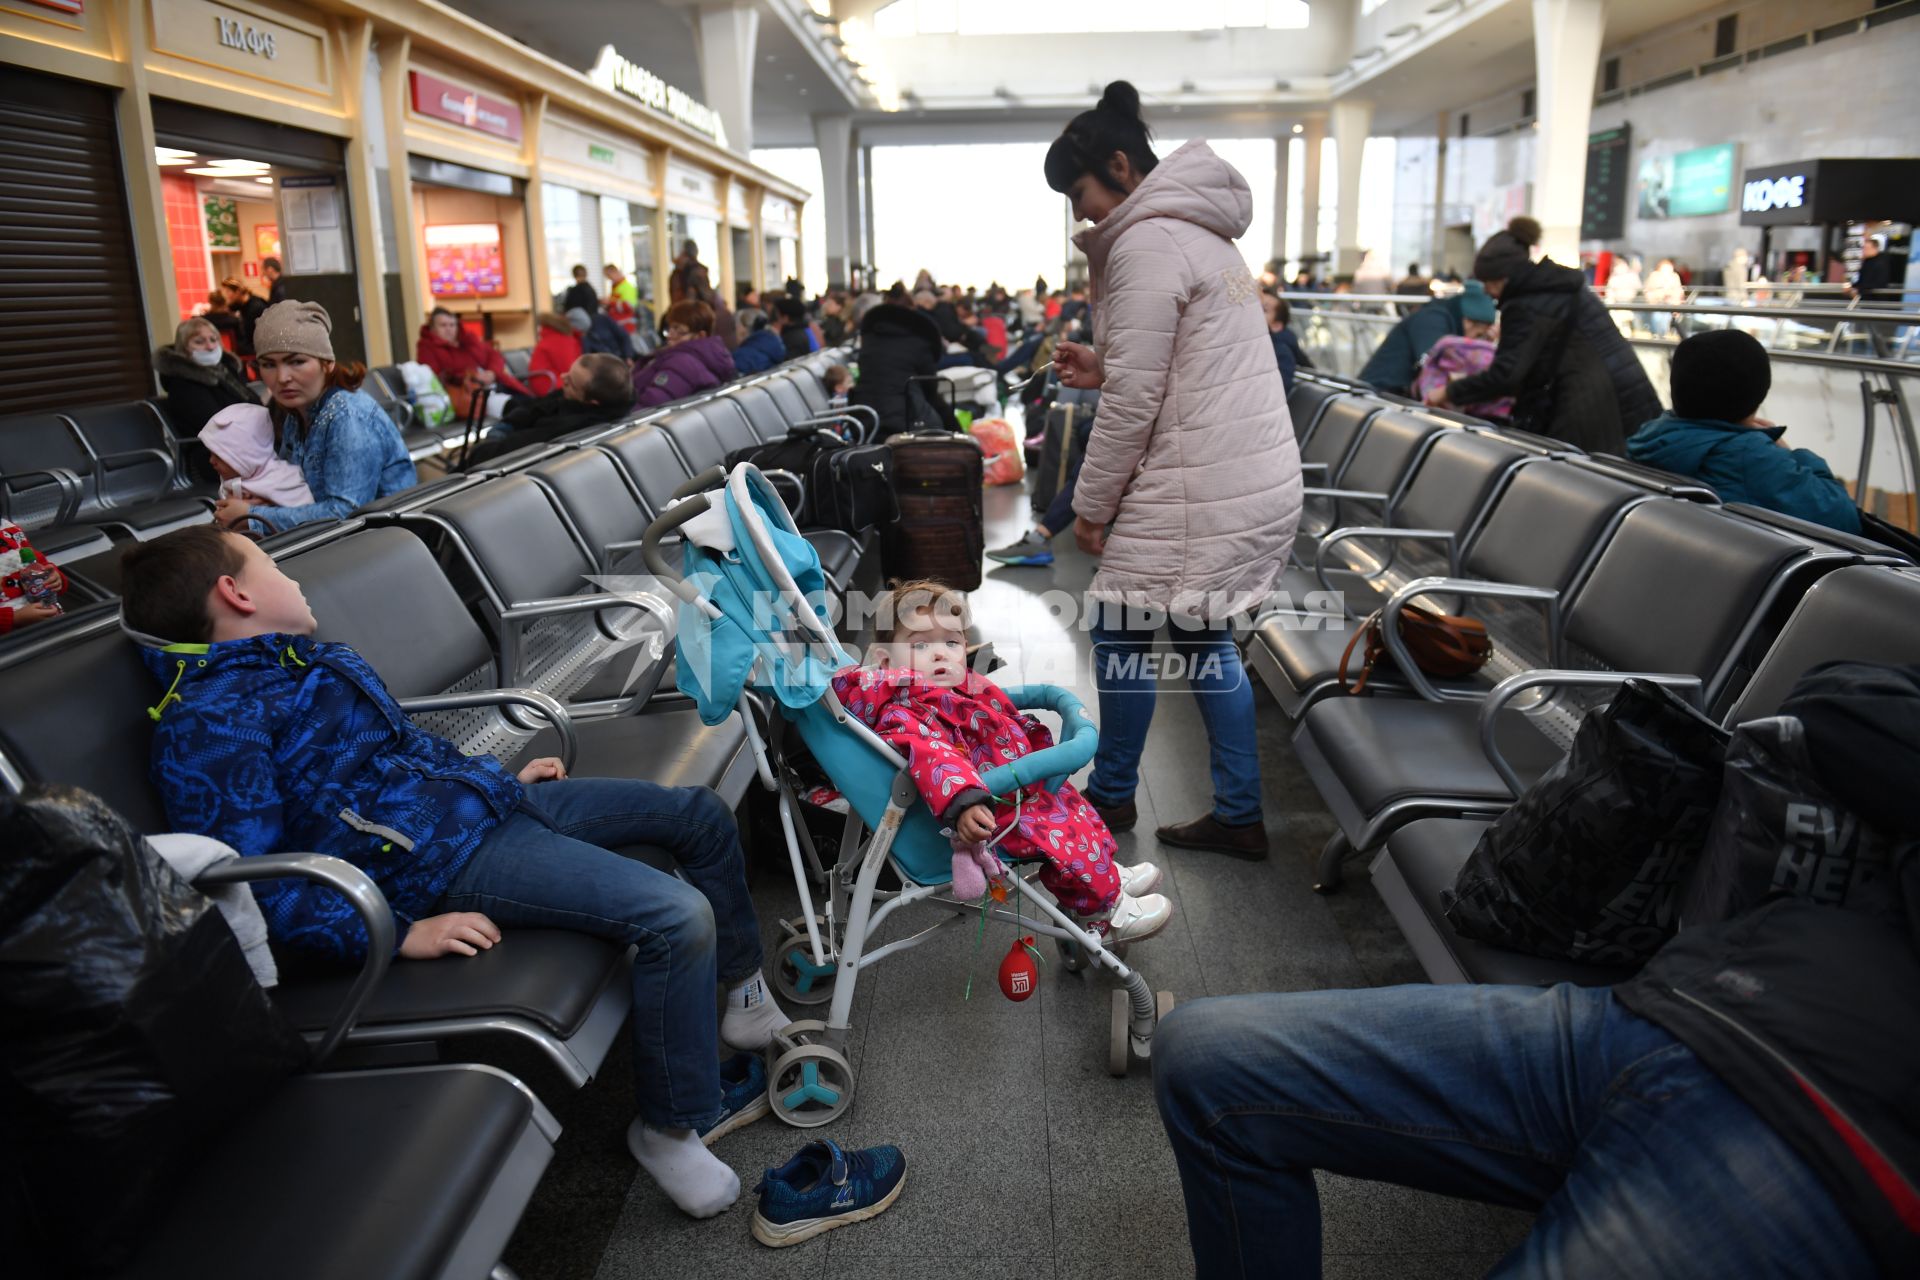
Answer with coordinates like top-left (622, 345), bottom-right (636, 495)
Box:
top-left (1742, 173), bottom-right (1806, 214)
top-left (666, 159), bottom-right (722, 213)
top-left (588, 143), bottom-right (616, 165)
top-left (410, 70), bottom-right (523, 143)
top-left (216, 14), bottom-right (276, 58)
top-left (26, 2), bottom-right (85, 14)
top-left (762, 195), bottom-right (798, 234)
top-left (588, 45), bottom-right (729, 148)
top-left (1581, 125), bottom-right (1630, 240)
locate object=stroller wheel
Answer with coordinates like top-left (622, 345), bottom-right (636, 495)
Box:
top-left (774, 917), bottom-right (838, 1006)
top-left (1109, 989), bottom-right (1131, 1076)
top-left (1055, 935), bottom-right (1088, 973)
top-left (768, 1042), bottom-right (855, 1128)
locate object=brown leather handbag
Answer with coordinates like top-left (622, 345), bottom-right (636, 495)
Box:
top-left (1338, 603), bottom-right (1493, 694)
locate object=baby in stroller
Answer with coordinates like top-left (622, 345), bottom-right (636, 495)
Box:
top-left (831, 580), bottom-right (1174, 943)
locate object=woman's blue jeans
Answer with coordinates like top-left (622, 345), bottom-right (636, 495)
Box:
top-left (437, 778), bottom-right (765, 1131)
top-left (1154, 984), bottom-right (1873, 1279)
top-left (1086, 602), bottom-right (1262, 824)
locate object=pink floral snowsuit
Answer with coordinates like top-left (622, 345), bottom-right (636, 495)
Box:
top-left (830, 666), bottom-right (1122, 916)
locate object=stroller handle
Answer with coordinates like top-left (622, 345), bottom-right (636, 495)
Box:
top-left (641, 491), bottom-right (713, 603)
top-left (673, 466), bottom-right (727, 499)
top-left (980, 684), bottom-right (1099, 796)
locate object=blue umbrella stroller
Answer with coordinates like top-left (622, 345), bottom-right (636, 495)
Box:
top-left (641, 463), bottom-right (1173, 1127)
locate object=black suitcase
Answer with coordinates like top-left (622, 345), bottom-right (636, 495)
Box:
top-left (885, 431), bottom-right (984, 590)
top-left (1029, 401), bottom-right (1088, 518)
top-left (726, 428), bottom-right (896, 535)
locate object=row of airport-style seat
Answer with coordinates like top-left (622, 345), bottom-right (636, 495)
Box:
top-left (1259, 373), bottom-right (1920, 984)
top-left (0, 348), bottom-right (858, 1280)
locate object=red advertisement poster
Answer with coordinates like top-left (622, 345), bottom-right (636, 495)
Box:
top-left (424, 223), bottom-right (507, 298)
top-left (409, 70), bottom-right (523, 142)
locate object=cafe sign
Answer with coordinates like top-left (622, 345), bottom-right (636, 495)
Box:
top-left (588, 45), bottom-right (728, 149)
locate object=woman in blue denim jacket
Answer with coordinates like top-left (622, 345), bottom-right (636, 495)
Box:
top-left (212, 301), bottom-right (414, 533)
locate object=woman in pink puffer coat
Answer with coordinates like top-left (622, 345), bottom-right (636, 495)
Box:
top-left (1046, 82), bottom-right (1303, 861)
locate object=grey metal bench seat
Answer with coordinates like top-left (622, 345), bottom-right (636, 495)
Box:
top-left (1297, 498), bottom-right (1849, 890)
top-left (1373, 564), bottom-right (1920, 985)
top-left (115, 1064), bottom-right (555, 1280)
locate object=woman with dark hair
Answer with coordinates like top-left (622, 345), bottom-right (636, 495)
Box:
top-left (214, 301), bottom-right (413, 532)
top-left (1045, 81), bottom-right (1303, 860)
top-left (632, 299), bottom-right (736, 406)
top-left (1427, 216), bottom-right (1659, 452)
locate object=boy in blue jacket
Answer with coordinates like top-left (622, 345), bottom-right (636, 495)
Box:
top-left (1626, 329), bottom-right (1861, 534)
top-left (120, 525), bottom-right (788, 1220)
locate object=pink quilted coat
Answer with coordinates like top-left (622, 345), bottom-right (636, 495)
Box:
top-left (1072, 140), bottom-right (1303, 620)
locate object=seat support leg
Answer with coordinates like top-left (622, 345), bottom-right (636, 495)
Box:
top-left (1313, 829), bottom-right (1355, 894)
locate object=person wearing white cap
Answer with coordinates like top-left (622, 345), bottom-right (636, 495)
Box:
top-left (212, 300), bottom-right (414, 532)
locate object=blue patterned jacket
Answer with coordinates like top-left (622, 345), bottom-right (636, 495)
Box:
top-left (140, 633), bottom-right (524, 963)
top-left (254, 387), bottom-right (415, 531)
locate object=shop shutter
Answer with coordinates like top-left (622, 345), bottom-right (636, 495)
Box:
top-left (0, 69), bottom-right (151, 414)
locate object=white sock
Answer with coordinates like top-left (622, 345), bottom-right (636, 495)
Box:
top-left (627, 1120), bottom-right (741, 1218)
top-left (720, 969), bottom-right (793, 1051)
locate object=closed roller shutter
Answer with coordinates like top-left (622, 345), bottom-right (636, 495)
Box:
top-left (0, 69), bottom-right (151, 413)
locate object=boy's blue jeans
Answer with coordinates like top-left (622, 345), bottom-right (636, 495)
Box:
top-left (437, 778), bottom-right (764, 1131)
top-left (1154, 985), bottom-right (1872, 1279)
top-left (1086, 602), bottom-right (1262, 824)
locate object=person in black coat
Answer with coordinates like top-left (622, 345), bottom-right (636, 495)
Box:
top-left (561, 263), bottom-right (600, 315)
top-left (776, 297), bottom-right (812, 361)
top-left (154, 317), bottom-right (257, 437)
top-left (460, 353), bottom-right (634, 469)
top-left (220, 277), bottom-right (268, 358)
top-left (851, 303), bottom-right (953, 438)
top-left (1430, 216), bottom-right (1661, 454)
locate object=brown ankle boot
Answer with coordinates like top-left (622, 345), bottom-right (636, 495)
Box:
top-left (1155, 813), bottom-right (1269, 861)
top-left (1087, 794), bottom-right (1137, 834)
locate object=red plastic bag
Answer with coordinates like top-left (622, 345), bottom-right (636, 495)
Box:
top-left (971, 418), bottom-right (1025, 486)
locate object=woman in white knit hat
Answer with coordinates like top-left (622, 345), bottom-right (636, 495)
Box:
top-left (212, 301), bottom-right (415, 533)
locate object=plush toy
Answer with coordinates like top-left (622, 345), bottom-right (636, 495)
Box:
top-left (950, 843), bottom-right (1006, 902)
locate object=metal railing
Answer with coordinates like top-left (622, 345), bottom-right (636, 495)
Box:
top-left (1282, 292), bottom-right (1920, 530)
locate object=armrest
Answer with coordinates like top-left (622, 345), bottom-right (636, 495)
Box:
top-left (1298, 462), bottom-right (1330, 478)
top-left (1380, 576), bottom-right (1562, 703)
top-left (760, 468), bottom-right (805, 515)
top-left (792, 411), bottom-right (871, 444)
top-left (1477, 670), bottom-right (1704, 798)
top-left (0, 466), bottom-right (83, 526)
top-left (192, 852), bottom-right (393, 1066)
top-left (981, 684), bottom-right (1099, 794)
top-left (398, 687), bottom-right (579, 773)
top-left (1302, 488), bottom-right (1389, 503)
top-left (1314, 528), bottom-right (1459, 612)
top-left (93, 445), bottom-right (176, 474)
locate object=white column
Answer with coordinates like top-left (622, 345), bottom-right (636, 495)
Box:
top-left (860, 145), bottom-right (877, 284)
top-left (694, 2), bottom-right (759, 155)
top-left (813, 114), bottom-right (853, 288)
top-left (1299, 116), bottom-right (1324, 269)
top-left (1431, 111), bottom-right (1450, 273)
top-left (1330, 97), bottom-right (1373, 277)
top-left (1532, 0), bottom-right (1607, 265)
top-left (1270, 135), bottom-right (1291, 272)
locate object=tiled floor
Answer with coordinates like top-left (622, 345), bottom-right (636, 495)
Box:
top-left (500, 472), bottom-right (1535, 1279)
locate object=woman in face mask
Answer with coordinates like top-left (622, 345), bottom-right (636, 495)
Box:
top-left (155, 317), bottom-right (260, 439)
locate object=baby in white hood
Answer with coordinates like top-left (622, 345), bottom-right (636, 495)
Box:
top-left (198, 404), bottom-right (314, 508)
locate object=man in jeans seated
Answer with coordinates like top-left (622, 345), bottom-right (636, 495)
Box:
top-left (121, 525), bottom-right (790, 1219)
top-left (1153, 702), bottom-right (1919, 1280)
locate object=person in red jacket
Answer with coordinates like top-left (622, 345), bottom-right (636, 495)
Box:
top-left (414, 307), bottom-right (531, 397)
top-left (527, 311), bottom-right (583, 395)
top-left (1, 521), bottom-right (67, 633)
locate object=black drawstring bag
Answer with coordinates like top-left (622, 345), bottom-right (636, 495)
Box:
top-left (0, 784), bottom-right (309, 1275)
top-left (1442, 680), bottom-right (1732, 966)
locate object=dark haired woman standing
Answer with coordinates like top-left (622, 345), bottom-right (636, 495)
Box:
top-left (1048, 82), bottom-right (1302, 859)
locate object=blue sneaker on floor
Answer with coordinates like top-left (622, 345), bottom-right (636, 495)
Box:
top-left (985, 529), bottom-right (1055, 566)
top-left (751, 1138), bottom-right (908, 1247)
top-left (699, 1052), bottom-right (770, 1146)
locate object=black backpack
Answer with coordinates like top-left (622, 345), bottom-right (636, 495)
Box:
top-left (726, 427), bottom-right (897, 536)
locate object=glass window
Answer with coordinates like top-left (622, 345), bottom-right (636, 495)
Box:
top-left (629, 206), bottom-right (655, 303)
top-left (600, 198), bottom-right (635, 279)
top-left (541, 182), bottom-right (584, 302)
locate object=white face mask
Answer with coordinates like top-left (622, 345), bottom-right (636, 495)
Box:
top-left (190, 346), bottom-right (224, 367)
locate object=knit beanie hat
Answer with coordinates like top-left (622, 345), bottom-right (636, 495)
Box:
top-left (1670, 329), bottom-right (1770, 422)
top-left (565, 307), bottom-right (592, 333)
top-left (251, 301), bottom-right (334, 361)
top-left (1472, 216), bottom-right (1541, 284)
top-left (1458, 280), bottom-right (1497, 323)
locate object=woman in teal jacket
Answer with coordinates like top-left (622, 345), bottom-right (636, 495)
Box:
top-left (1626, 330), bottom-right (1860, 534)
